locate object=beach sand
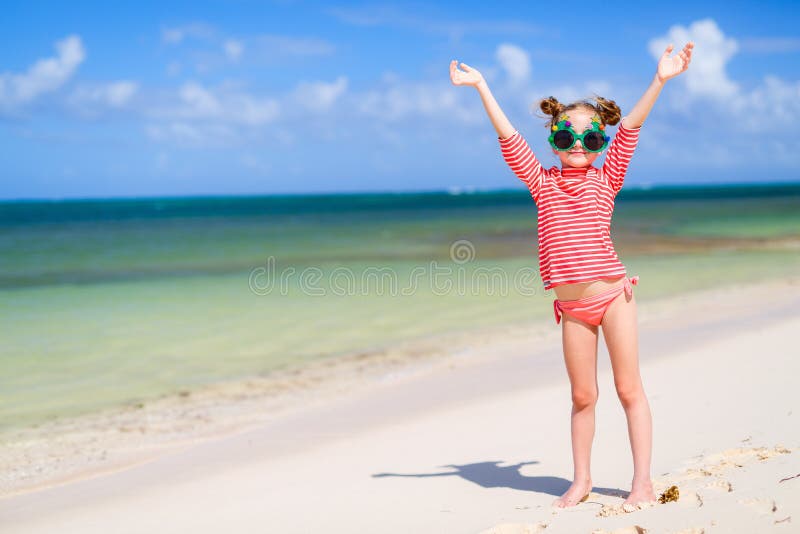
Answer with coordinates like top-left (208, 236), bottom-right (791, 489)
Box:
top-left (1, 276), bottom-right (798, 533)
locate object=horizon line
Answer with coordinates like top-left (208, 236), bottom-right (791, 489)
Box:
top-left (2, 180), bottom-right (800, 203)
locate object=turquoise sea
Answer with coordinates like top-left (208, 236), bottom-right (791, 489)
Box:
top-left (2, 184), bottom-right (799, 432)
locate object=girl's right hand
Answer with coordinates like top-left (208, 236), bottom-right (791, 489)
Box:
top-left (450, 60), bottom-right (484, 87)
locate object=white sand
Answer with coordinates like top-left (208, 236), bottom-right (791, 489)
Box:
top-left (0, 278), bottom-right (798, 533)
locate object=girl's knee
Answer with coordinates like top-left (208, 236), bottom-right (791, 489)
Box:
top-left (572, 389), bottom-right (599, 409)
top-left (615, 383), bottom-right (645, 407)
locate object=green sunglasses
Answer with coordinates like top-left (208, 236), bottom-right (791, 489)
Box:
top-left (548, 117), bottom-right (611, 153)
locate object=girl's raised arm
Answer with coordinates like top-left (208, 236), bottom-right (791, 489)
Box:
top-left (603, 42), bottom-right (693, 193)
top-left (622, 42), bottom-right (694, 129)
top-left (450, 60), bottom-right (545, 202)
top-left (450, 60), bottom-right (516, 139)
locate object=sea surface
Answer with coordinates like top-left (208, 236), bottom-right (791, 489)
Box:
top-left (2, 183), bottom-right (799, 432)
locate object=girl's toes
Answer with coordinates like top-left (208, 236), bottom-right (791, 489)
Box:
top-left (622, 502), bottom-right (638, 513)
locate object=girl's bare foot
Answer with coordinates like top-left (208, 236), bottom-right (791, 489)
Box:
top-left (622, 479), bottom-right (657, 510)
top-left (552, 478), bottom-right (592, 508)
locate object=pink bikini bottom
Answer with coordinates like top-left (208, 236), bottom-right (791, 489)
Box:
top-left (553, 276), bottom-right (639, 326)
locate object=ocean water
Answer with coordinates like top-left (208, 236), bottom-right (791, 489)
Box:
top-left (2, 184), bottom-right (799, 431)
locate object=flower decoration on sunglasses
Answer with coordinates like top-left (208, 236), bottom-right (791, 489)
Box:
top-left (548, 114), bottom-right (611, 153)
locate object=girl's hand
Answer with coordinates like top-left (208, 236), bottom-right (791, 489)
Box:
top-left (656, 42), bottom-right (694, 83)
top-left (450, 60), bottom-right (484, 87)
top-left (450, 58), bottom-right (515, 138)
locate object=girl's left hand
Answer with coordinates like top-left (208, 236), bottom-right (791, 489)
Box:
top-left (656, 42), bottom-right (694, 83)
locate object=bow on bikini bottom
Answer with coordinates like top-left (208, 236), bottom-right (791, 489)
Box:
top-left (553, 276), bottom-right (639, 326)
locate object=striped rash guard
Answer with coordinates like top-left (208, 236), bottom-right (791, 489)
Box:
top-left (498, 122), bottom-right (641, 290)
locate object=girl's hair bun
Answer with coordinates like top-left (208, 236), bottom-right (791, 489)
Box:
top-left (593, 95), bottom-right (621, 126)
top-left (539, 96), bottom-right (564, 118)
top-left (536, 94), bottom-right (621, 128)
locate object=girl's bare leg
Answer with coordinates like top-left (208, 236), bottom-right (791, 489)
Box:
top-left (601, 292), bottom-right (657, 507)
top-left (553, 312), bottom-right (599, 508)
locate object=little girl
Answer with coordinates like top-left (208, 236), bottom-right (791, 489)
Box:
top-left (450, 41), bottom-right (693, 510)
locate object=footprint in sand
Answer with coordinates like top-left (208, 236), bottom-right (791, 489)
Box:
top-left (597, 500), bottom-right (658, 517)
top-left (487, 446), bottom-right (792, 532)
top-left (679, 490), bottom-right (703, 508)
top-left (700, 445), bottom-right (791, 471)
top-left (682, 466), bottom-right (715, 479)
top-left (664, 445), bottom-right (793, 495)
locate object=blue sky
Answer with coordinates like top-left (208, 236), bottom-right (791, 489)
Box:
top-left (1, 0), bottom-right (799, 199)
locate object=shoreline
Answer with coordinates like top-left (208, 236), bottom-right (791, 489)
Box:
top-left (1, 273), bottom-right (799, 500)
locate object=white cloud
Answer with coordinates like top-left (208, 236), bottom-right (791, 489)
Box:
top-left (357, 78), bottom-right (482, 124)
top-left (148, 81), bottom-right (280, 136)
top-left (640, 19), bottom-right (800, 169)
top-left (0, 34), bottom-right (85, 112)
top-left (162, 23), bottom-right (216, 44)
top-left (148, 75), bottom-right (480, 148)
top-left (223, 39), bottom-right (244, 61)
top-left (292, 76), bottom-right (348, 112)
top-left (648, 18), bottom-right (800, 131)
top-left (71, 81), bottom-right (139, 109)
top-left (496, 44), bottom-right (531, 86)
top-left (105, 81), bottom-right (138, 106)
top-left (648, 18), bottom-right (738, 99)
top-left (147, 77), bottom-right (348, 145)
top-left (731, 75), bottom-right (800, 131)
top-left (179, 82), bottom-right (221, 117)
top-left (234, 94), bottom-right (281, 125)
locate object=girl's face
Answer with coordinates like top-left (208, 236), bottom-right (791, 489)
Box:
top-left (552, 107), bottom-right (603, 169)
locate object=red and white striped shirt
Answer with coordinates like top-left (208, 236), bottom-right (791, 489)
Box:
top-left (498, 123), bottom-right (641, 290)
